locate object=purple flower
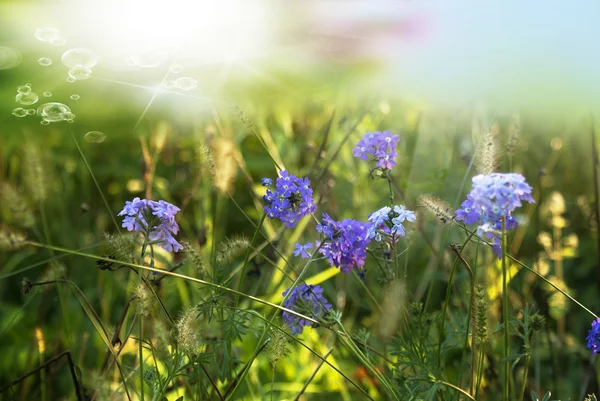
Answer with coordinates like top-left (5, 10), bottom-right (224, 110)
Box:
top-left (366, 204), bottom-right (415, 242)
top-left (118, 197), bottom-right (183, 253)
top-left (456, 173), bottom-right (534, 259)
top-left (261, 178), bottom-right (273, 186)
top-left (587, 318), bottom-right (600, 353)
top-left (282, 283), bottom-right (332, 335)
top-left (353, 131), bottom-right (401, 170)
top-left (262, 170), bottom-right (317, 228)
top-left (293, 242), bottom-right (313, 258)
top-left (316, 214), bottom-right (372, 274)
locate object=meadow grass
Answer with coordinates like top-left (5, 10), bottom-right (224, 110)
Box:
top-left (1, 94), bottom-right (600, 401)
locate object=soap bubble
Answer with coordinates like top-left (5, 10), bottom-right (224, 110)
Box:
top-left (37, 57), bottom-right (53, 66)
top-left (175, 77), bottom-right (197, 91)
top-left (66, 77), bottom-right (75, 83)
top-left (26, 109), bottom-right (36, 115)
top-left (68, 65), bottom-right (92, 80)
top-left (50, 37), bottom-right (66, 46)
top-left (40, 120), bottom-right (50, 125)
top-left (17, 84), bottom-right (31, 93)
top-left (129, 47), bottom-right (168, 68)
top-left (163, 80), bottom-right (176, 90)
top-left (12, 108), bottom-right (27, 117)
top-left (37, 102), bottom-right (72, 122)
top-left (169, 64), bottom-right (183, 74)
top-left (84, 131), bottom-right (106, 143)
top-left (15, 92), bottom-right (39, 105)
top-left (43, 92), bottom-right (52, 97)
top-left (61, 48), bottom-right (99, 68)
top-left (0, 46), bottom-right (22, 70)
top-left (35, 27), bottom-right (60, 42)
top-left (70, 94), bottom-right (80, 100)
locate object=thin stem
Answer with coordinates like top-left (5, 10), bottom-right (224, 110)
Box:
top-left (139, 317), bottom-right (144, 401)
top-left (293, 348), bottom-right (333, 401)
top-left (502, 217), bottom-right (509, 401)
top-left (450, 244), bottom-right (476, 397)
top-left (518, 354), bottom-right (531, 401)
top-left (26, 242), bottom-right (326, 327)
top-left (437, 231), bottom-right (476, 370)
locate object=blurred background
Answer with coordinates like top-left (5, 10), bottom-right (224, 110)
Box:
top-left (2, 0), bottom-right (600, 400)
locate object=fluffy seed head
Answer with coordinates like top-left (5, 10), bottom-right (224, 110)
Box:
top-left (135, 282), bottom-right (151, 317)
top-left (475, 128), bottom-right (500, 175)
top-left (0, 226), bottom-right (27, 251)
top-left (215, 236), bottom-right (250, 265)
top-left (418, 195), bottom-right (454, 224)
top-left (0, 182), bottom-right (35, 228)
top-left (182, 241), bottom-right (210, 280)
top-left (266, 326), bottom-right (290, 366)
top-left (213, 138), bottom-right (238, 194)
top-left (175, 307), bottom-right (202, 355)
top-left (103, 232), bottom-right (138, 263)
top-left (474, 284), bottom-right (489, 344)
top-left (197, 145), bottom-right (216, 181)
top-left (23, 143), bottom-right (51, 202)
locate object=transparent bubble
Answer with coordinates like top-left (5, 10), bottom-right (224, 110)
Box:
top-left (17, 84), bottom-right (31, 93)
top-left (26, 109), bottom-right (36, 115)
top-left (15, 92), bottom-right (39, 106)
top-left (175, 77), bottom-right (198, 91)
top-left (162, 80), bottom-right (176, 90)
top-left (12, 108), bottom-right (27, 117)
top-left (68, 65), bottom-right (92, 81)
top-left (70, 94), bottom-right (80, 100)
top-left (37, 102), bottom-right (72, 123)
top-left (0, 46), bottom-right (22, 70)
top-left (35, 27), bottom-right (60, 42)
top-left (84, 131), bottom-right (106, 143)
top-left (66, 77), bottom-right (75, 83)
top-left (63, 112), bottom-right (75, 120)
top-left (37, 57), bottom-right (53, 66)
top-left (129, 47), bottom-right (168, 68)
top-left (61, 48), bottom-right (99, 68)
top-left (50, 37), bottom-right (66, 46)
top-left (43, 92), bottom-right (52, 97)
top-left (40, 119), bottom-right (50, 125)
top-left (169, 64), bottom-right (183, 74)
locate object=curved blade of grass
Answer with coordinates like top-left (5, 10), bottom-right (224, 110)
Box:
top-left (69, 129), bottom-right (120, 233)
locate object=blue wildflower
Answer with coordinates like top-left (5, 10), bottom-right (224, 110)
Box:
top-left (293, 242), bottom-right (313, 258)
top-left (587, 318), bottom-right (600, 353)
top-left (456, 173), bottom-right (534, 259)
top-left (317, 214), bottom-right (372, 274)
top-left (282, 283), bottom-right (332, 336)
top-left (118, 197), bottom-right (183, 252)
top-left (353, 131), bottom-right (401, 170)
top-left (366, 204), bottom-right (415, 242)
top-left (262, 170), bottom-right (317, 228)
top-left (261, 177), bottom-right (273, 186)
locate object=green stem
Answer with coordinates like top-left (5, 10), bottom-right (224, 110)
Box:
top-left (475, 345), bottom-right (485, 399)
top-left (139, 317), bottom-right (144, 401)
top-left (502, 218), bottom-right (509, 401)
top-left (518, 353), bottom-right (531, 401)
top-left (436, 231), bottom-right (476, 370)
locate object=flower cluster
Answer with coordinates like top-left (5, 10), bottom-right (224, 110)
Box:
top-left (366, 205), bottom-right (416, 242)
top-left (262, 170), bottom-right (317, 228)
top-left (352, 131), bottom-right (401, 170)
top-left (282, 283), bottom-right (332, 335)
top-left (118, 198), bottom-right (183, 252)
top-left (315, 214), bottom-right (372, 274)
top-left (455, 173), bottom-right (534, 258)
top-left (587, 318), bottom-right (600, 353)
